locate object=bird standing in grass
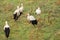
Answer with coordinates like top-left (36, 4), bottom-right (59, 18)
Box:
top-left (27, 13), bottom-right (38, 25)
top-left (19, 3), bottom-right (24, 15)
top-left (13, 6), bottom-right (20, 21)
top-left (4, 21), bottom-right (10, 38)
top-left (13, 3), bottom-right (24, 21)
top-left (36, 7), bottom-right (41, 15)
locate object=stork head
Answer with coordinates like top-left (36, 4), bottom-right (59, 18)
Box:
top-left (21, 3), bottom-right (23, 6)
top-left (38, 7), bottom-right (40, 9)
top-left (17, 6), bottom-right (19, 9)
top-left (5, 21), bottom-right (8, 24)
top-left (5, 21), bottom-right (8, 26)
top-left (27, 13), bottom-right (30, 16)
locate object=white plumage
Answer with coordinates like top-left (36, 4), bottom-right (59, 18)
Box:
top-left (4, 21), bottom-right (10, 38)
top-left (19, 3), bottom-right (24, 12)
top-left (13, 6), bottom-right (20, 21)
top-left (14, 6), bottom-right (20, 16)
top-left (13, 3), bottom-right (24, 21)
top-left (27, 13), bottom-right (38, 25)
top-left (36, 7), bottom-right (41, 15)
top-left (14, 3), bottom-right (24, 16)
top-left (4, 21), bottom-right (10, 30)
top-left (27, 13), bottom-right (35, 21)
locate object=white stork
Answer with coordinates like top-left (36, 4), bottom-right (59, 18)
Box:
top-left (13, 6), bottom-right (20, 21)
top-left (36, 7), bottom-right (41, 15)
top-left (19, 3), bottom-right (24, 15)
top-left (4, 21), bottom-right (10, 38)
top-left (27, 13), bottom-right (38, 25)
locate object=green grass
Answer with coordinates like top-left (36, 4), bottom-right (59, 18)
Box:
top-left (0, 0), bottom-right (60, 40)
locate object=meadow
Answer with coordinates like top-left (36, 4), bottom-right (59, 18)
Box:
top-left (0, 0), bottom-right (60, 40)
